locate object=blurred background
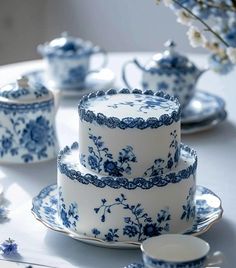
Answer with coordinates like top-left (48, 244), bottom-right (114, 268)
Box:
top-left (0, 0), bottom-right (205, 65)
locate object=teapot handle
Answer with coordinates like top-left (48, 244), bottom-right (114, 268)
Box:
top-left (122, 59), bottom-right (142, 89)
top-left (88, 47), bottom-right (108, 74)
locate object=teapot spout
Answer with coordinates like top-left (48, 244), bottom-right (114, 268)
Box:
top-left (196, 67), bottom-right (209, 82)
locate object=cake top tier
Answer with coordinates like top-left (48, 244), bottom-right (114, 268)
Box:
top-left (78, 89), bottom-right (181, 129)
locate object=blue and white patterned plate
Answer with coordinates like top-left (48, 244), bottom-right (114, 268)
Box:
top-left (123, 263), bottom-right (144, 268)
top-left (182, 109), bottom-right (227, 135)
top-left (181, 91), bottom-right (225, 124)
top-left (23, 69), bottom-right (115, 97)
top-left (31, 185), bottom-right (223, 249)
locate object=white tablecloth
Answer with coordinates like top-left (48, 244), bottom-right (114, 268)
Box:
top-left (0, 53), bottom-right (235, 268)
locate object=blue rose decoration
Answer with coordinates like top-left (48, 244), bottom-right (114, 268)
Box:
top-left (103, 160), bottom-right (123, 177)
top-left (20, 116), bottom-right (52, 153)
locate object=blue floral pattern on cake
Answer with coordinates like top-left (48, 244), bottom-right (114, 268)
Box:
top-left (31, 184), bottom-right (223, 244)
top-left (79, 89), bottom-right (181, 130)
top-left (58, 142), bottom-right (197, 189)
top-left (107, 94), bottom-right (177, 114)
top-left (143, 130), bottom-right (179, 177)
top-left (181, 187), bottom-right (196, 221)
top-left (81, 130), bottom-right (137, 177)
top-left (92, 194), bottom-right (171, 242)
top-left (0, 112), bottom-right (56, 162)
top-left (59, 187), bottom-right (79, 229)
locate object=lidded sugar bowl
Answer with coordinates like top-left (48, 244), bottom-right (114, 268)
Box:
top-left (122, 41), bottom-right (206, 108)
top-left (0, 77), bottom-right (58, 163)
top-left (38, 32), bottom-right (107, 89)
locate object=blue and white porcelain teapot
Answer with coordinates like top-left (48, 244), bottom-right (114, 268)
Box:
top-left (122, 41), bottom-right (206, 108)
top-left (0, 77), bottom-right (58, 163)
top-left (38, 32), bottom-right (108, 89)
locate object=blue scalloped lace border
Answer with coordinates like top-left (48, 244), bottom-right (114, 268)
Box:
top-left (78, 89), bottom-right (181, 130)
top-left (58, 142), bottom-right (197, 190)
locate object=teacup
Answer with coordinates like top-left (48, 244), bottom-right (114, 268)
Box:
top-left (141, 234), bottom-right (223, 268)
top-left (38, 32), bottom-right (107, 89)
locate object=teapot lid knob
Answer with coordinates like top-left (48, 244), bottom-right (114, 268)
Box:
top-left (164, 40), bottom-right (176, 51)
top-left (17, 76), bottom-right (29, 88)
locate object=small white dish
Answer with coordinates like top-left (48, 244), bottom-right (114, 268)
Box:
top-left (31, 184), bottom-right (223, 249)
top-left (24, 68), bottom-right (115, 98)
top-left (182, 110), bottom-right (227, 135)
top-left (181, 91), bottom-right (225, 124)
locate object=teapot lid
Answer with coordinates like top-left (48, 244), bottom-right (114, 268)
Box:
top-left (151, 40), bottom-right (197, 71)
top-left (38, 32), bottom-right (95, 57)
top-left (0, 76), bottom-right (53, 104)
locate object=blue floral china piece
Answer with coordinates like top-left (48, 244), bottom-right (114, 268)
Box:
top-left (123, 263), bottom-right (144, 268)
top-left (31, 184), bottom-right (223, 249)
top-left (0, 77), bottom-right (58, 163)
top-left (182, 109), bottom-right (227, 135)
top-left (181, 90), bottom-right (225, 124)
top-left (122, 40), bottom-right (206, 108)
top-left (38, 32), bottom-right (108, 89)
top-left (141, 234), bottom-right (223, 268)
top-left (24, 68), bottom-right (115, 97)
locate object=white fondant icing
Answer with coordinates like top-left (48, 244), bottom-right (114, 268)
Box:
top-left (57, 145), bottom-right (196, 242)
top-left (79, 92), bottom-right (181, 177)
top-left (82, 94), bottom-right (179, 119)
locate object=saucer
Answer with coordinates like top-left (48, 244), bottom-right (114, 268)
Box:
top-left (123, 263), bottom-right (144, 268)
top-left (32, 185), bottom-right (223, 249)
top-left (181, 91), bottom-right (225, 124)
top-left (182, 110), bottom-right (227, 135)
top-left (24, 68), bottom-right (115, 97)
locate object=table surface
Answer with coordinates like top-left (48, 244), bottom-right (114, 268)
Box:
top-left (0, 53), bottom-right (235, 268)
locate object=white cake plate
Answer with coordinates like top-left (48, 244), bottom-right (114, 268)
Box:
top-left (23, 68), bottom-right (115, 98)
top-left (32, 184), bottom-right (223, 249)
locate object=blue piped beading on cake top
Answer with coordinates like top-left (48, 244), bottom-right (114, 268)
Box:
top-left (58, 142), bottom-right (197, 190)
top-left (78, 89), bottom-right (181, 129)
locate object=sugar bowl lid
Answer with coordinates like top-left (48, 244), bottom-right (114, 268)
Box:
top-left (38, 32), bottom-right (95, 57)
top-left (0, 76), bottom-right (53, 104)
top-left (150, 40), bottom-right (196, 70)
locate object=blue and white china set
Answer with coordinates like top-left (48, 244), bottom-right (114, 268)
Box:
top-left (0, 33), bottom-right (226, 266)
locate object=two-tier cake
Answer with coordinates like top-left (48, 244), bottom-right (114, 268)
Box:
top-left (57, 89), bottom-right (197, 242)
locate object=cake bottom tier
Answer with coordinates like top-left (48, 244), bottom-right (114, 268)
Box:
top-left (57, 142), bottom-right (197, 242)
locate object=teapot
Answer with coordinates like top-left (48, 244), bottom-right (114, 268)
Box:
top-left (38, 32), bottom-right (107, 89)
top-left (122, 41), bottom-right (206, 108)
top-left (0, 77), bottom-right (58, 163)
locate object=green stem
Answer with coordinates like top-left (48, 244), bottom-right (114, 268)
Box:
top-left (172, 0), bottom-right (230, 48)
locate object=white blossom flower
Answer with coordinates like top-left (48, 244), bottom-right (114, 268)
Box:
top-left (176, 9), bottom-right (193, 26)
top-left (226, 47), bottom-right (236, 64)
top-left (204, 41), bottom-right (224, 54)
top-left (187, 26), bottom-right (207, 48)
top-left (163, 0), bottom-right (174, 7)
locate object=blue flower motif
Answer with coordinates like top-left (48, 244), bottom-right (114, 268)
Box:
top-left (123, 225), bottom-right (138, 237)
top-left (143, 223), bottom-right (159, 237)
top-left (1, 136), bottom-right (12, 150)
top-left (157, 81), bottom-right (169, 90)
top-left (88, 155), bottom-right (99, 170)
top-left (20, 116), bottom-right (52, 154)
top-left (60, 209), bottom-right (71, 228)
top-left (0, 238), bottom-right (18, 256)
top-left (92, 228), bottom-right (101, 237)
top-left (103, 160), bottom-right (123, 177)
